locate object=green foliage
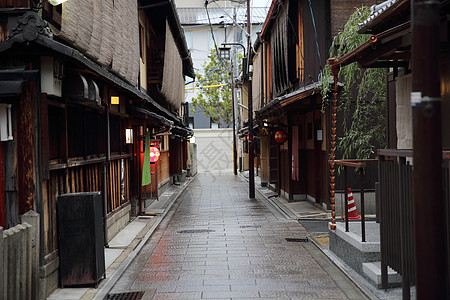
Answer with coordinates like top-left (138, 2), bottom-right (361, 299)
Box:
top-left (190, 49), bottom-right (233, 127)
top-left (321, 6), bottom-right (387, 160)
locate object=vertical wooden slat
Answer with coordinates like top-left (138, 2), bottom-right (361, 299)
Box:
top-left (297, 0), bottom-right (304, 81)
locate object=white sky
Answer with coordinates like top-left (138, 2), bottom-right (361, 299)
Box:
top-left (251, 0), bottom-right (272, 7)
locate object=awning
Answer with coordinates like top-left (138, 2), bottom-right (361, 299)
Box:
top-left (257, 82), bottom-right (321, 118)
top-left (130, 107), bottom-right (174, 126)
top-left (171, 125), bottom-right (193, 138)
top-left (0, 68), bottom-right (39, 97)
top-left (331, 21), bottom-right (411, 69)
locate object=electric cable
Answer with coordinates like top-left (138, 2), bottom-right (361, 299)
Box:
top-left (205, 1), bottom-right (220, 57)
top-left (308, 0), bottom-right (323, 74)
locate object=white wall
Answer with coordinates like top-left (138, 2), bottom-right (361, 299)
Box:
top-left (193, 128), bottom-right (234, 172)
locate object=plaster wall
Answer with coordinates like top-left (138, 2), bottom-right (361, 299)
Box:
top-left (193, 128), bottom-right (234, 172)
top-left (396, 74), bottom-right (413, 149)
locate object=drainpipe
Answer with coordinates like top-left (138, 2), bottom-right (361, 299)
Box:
top-left (411, 0), bottom-right (447, 298)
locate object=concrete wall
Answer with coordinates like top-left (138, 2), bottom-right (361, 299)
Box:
top-left (106, 203), bottom-right (131, 242)
top-left (193, 128), bottom-right (234, 172)
top-left (396, 74), bottom-right (412, 149)
top-left (334, 191), bottom-right (376, 217)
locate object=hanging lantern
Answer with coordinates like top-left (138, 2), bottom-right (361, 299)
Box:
top-left (149, 146), bottom-right (160, 163)
top-left (274, 130), bottom-right (287, 144)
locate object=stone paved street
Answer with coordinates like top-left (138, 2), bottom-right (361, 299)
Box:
top-left (109, 172), bottom-right (368, 299)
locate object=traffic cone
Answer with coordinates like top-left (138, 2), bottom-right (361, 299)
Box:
top-left (343, 188), bottom-right (361, 220)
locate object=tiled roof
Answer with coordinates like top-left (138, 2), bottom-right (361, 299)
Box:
top-left (177, 7), bottom-right (269, 25)
top-left (358, 0), bottom-right (401, 32)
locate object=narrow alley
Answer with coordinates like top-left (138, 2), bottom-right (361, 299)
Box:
top-left (107, 173), bottom-right (368, 299)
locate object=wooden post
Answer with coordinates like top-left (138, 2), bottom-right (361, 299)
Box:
top-left (411, 0), bottom-right (448, 298)
top-left (17, 83), bottom-right (35, 214)
top-left (0, 226), bottom-right (4, 300)
top-left (0, 141), bottom-right (5, 229)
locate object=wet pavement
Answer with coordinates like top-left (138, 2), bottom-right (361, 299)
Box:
top-left (109, 172), bottom-right (369, 299)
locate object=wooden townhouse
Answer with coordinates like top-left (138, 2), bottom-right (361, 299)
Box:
top-left (0, 0), bottom-right (193, 297)
top-left (326, 0), bottom-right (450, 296)
top-left (249, 0), bottom-right (381, 207)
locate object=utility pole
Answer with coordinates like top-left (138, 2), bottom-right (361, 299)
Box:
top-left (247, 0), bottom-right (255, 199)
top-left (232, 7), bottom-right (237, 175)
top-left (411, 0), bottom-right (448, 298)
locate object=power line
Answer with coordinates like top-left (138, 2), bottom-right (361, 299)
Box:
top-left (205, 2), bottom-right (220, 57)
top-left (308, 0), bottom-right (322, 73)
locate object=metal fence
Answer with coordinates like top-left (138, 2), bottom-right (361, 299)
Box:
top-left (378, 150), bottom-right (417, 298)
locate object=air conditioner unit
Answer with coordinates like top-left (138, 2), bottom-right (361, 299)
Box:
top-left (41, 56), bottom-right (63, 97)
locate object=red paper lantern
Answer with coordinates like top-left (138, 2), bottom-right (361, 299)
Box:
top-left (149, 146), bottom-right (160, 163)
top-left (275, 130), bottom-right (287, 143)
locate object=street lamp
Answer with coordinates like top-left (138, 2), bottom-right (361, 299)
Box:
top-left (219, 42), bottom-right (248, 177)
top-left (219, 47), bottom-right (231, 60)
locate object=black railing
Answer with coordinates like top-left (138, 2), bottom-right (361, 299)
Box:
top-left (378, 149), bottom-right (415, 299)
top-left (332, 159), bottom-right (378, 242)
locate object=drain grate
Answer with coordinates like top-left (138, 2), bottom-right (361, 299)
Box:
top-left (240, 225), bottom-right (261, 228)
top-left (177, 229), bottom-right (216, 234)
top-left (108, 291), bottom-right (145, 300)
top-left (285, 238), bottom-right (309, 243)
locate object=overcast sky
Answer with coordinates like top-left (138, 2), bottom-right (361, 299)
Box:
top-left (252, 0), bottom-right (271, 7)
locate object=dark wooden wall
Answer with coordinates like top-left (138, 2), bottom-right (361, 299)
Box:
top-left (302, 0), bottom-right (330, 83)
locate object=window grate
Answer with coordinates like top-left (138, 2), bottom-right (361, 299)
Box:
top-left (285, 238), bottom-right (309, 243)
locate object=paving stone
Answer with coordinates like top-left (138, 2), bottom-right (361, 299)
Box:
top-left (152, 292), bottom-right (202, 300)
top-left (110, 173), bottom-right (363, 299)
top-left (201, 290), bottom-right (260, 299)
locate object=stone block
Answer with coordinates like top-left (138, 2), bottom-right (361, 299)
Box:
top-left (22, 222), bottom-right (33, 300)
top-left (362, 262), bottom-right (401, 288)
top-left (4, 227), bottom-right (19, 300)
top-left (329, 226), bottom-right (380, 278)
top-left (106, 203), bottom-right (131, 242)
top-left (22, 210), bottom-right (40, 300)
top-left (39, 258), bottom-right (59, 300)
top-left (15, 224), bottom-right (27, 300)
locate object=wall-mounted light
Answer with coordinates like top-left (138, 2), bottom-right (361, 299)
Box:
top-left (316, 129), bottom-right (323, 141)
top-left (111, 96), bottom-right (119, 105)
top-left (125, 128), bottom-right (133, 144)
top-left (0, 104), bottom-right (13, 141)
top-left (48, 0), bottom-right (69, 5)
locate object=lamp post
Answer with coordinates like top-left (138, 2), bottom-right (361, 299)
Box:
top-left (246, 0), bottom-right (255, 199)
top-left (220, 43), bottom-right (246, 176)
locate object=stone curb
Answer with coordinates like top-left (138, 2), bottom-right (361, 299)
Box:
top-left (307, 233), bottom-right (380, 300)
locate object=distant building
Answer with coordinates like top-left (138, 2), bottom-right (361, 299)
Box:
top-left (176, 0), bottom-right (268, 129)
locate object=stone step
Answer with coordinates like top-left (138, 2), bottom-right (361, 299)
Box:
top-left (362, 261), bottom-right (402, 288)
